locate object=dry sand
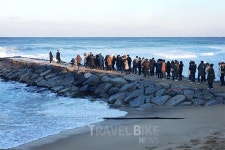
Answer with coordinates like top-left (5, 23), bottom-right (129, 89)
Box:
top-left (14, 105), bottom-right (225, 150)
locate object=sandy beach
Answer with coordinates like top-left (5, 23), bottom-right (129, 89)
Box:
top-left (14, 104), bottom-right (225, 150)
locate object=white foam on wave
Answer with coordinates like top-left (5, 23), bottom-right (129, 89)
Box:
top-left (0, 81), bottom-right (127, 149)
top-left (154, 51), bottom-right (197, 59)
top-left (200, 52), bottom-right (214, 56)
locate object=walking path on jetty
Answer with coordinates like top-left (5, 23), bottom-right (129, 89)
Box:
top-left (0, 57), bottom-right (224, 108)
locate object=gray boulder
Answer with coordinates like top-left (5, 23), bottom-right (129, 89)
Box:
top-left (205, 99), bottom-right (223, 106)
top-left (113, 100), bottom-right (124, 108)
top-left (145, 86), bottom-right (156, 96)
top-left (45, 73), bottom-right (57, 80)
top-left (140, 103), bottom-right (153, 109)
top-left (74, 73), bottom-right (86, 85)
top-left (95, 83), bottom-right (112, 94)
top-left (192, 99), bottom-right (207, 106)
top-left (176, 102), bottom-right (192, 107)
top-left (156, 88), bottom-right (167, 97)
top-left (62, 73), bottom-right (75, 85)
top-left (151, 95), bottom-right (171, 106)
top-left (108, 92), bottom-right (127, 104)
top-left (51, 86), bottom-right (65, 92)
top-left (40, 69), bottom-right (52, 77)
top-left (83, 74), bottom-right (100, 86)
top-left (203, 92), bottom-right (214, 101)
top-left (80, 84), bottom-right (89, 92)
top-left (214, 93), bottom-right (225, 99)
top-left (119, 83), bottom-right (136, 92)
top-left (129, 95), bottom-right (145, 108)
top-left (101, 76), bottom-right (128, 86)
top-left (45, 76), bottom-right (64, 87)
top-left (183, 90), bottom-right (194, 100)
top-left (124, 89), bottom-right (144, 103)
top-left (165, 94), bottom-right (187, 106)
top-left (107, 87), bottom-right (119, 95)
top-left (19, 72), bottom-right (32, 82)
top-left (155, 82), bottom-right (170, 89)
top-left (84, 72), bottom-right (92, 78)
top-left (71, 86), bottom-right (79, 92)
top-left (167, 87), bottom-right (183, 97)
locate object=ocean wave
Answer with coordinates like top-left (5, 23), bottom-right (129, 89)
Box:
top-left (200, 52), bottom-right (214, 56)
top-left (154, 52), bottom-right (197, 59)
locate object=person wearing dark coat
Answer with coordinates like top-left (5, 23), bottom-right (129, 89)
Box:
top-left (179, 61), bottom-right (184, 80)
top-left (56, 50), bottom-right (61, 63)
top-left (49, 51), bottom-right (53, 63)
top-left (166, 61), bottom-right (171, 79)
top-left (207, 64), bottom-right (215, 89)
top-left (189, 61), bottom-right (197, 83)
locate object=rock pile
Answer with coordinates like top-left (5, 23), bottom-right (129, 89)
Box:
top-left (0, 57), bottom-right (224, 108)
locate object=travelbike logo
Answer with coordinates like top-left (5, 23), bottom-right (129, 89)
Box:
top-left (88, 124), bottom-right (159, 144)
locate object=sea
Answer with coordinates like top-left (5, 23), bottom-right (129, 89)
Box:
top-left (0, 37), bottom-right (224, 148)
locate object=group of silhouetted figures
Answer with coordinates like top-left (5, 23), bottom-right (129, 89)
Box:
top-left (49, 51), bottom-right (225, 89)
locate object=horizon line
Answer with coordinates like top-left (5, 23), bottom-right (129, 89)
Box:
top-left (0, 36), bottom-right (225, 38)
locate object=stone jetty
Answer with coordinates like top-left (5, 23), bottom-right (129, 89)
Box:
top-left (0, 57), bottom-right (224, 108)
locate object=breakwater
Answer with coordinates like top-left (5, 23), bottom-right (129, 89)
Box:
top-left (0, 57), bottom-right (224, 108)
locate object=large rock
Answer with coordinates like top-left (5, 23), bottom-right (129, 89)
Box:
top-left (71, 86), bottom-right (79, 92)
top-left (40, 69), bottom-right (52, 77)
top-left (140, 103), bottom-right (153, 109)
top-left (80, 84), bottom-right (89, 92)
top-left (183, 90), bottom-right (194, 100)
top-left (176, 101), bottom-right (192, 107)
top-left (119, 83), bottom-right (136, 92)
top-left (124, 89), bottom-right (144, 102)
top-left (203, 92), bottom-right (215, 101)
top-left (108, 92), bottom-right (127, 104)
top-left (167, 87), bottom-right (183, 97)
top-left (156, 88), bottom-right (167, 97)
top-left (151, 95), bottom-right (171, 106)
top-left (45, 76), bottom-right (64, 87)
top-left (45, 73), bottom-right (57, 80)
top-left (51, 86), bottom-right (65, 92)
top-left (101, 76), bottom-right (128, 87)
top-left (74, 73), bottom-right (86, 85)
top-left (62, 73), bottom-right (75, 85)
top-left (145, 86), bottom-right (156, 96)
top-left (192, 99), bottom-right (207, 106)
top-left (95, 83), bottom-right (112, 94)
top-left (113, 100), bottom-right (124, 108)
top-left (84, 72), bottom-right (92, 78)
top-left (165, 94), bottom-right (187, 106)
top-left (107, 87), bottom-right (119, 95)
top-left (205, 99), bottom-right (223, 106)
top-left (83, 74), bottom-right (100, 86)
top-left (5, 70), bottom-right (20, 80)
top-left (155, 82), bottom-right (171, 89)
top-left (214, 93), bottom-right (225, 98)
top-left (19, 72), bottom-right (32, 82)
top-left (129, 95), bottom-right (145, 108)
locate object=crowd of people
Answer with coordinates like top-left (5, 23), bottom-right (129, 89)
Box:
top-left (49, 50), bottom-right (225, 89)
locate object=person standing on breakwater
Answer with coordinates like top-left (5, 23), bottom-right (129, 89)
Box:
top-left (75, 54), bottom-right (82, 70)
top-left (56, 50), bottom-right (61, 63)
top-left (189, 61), bottom-right (197, 83)
top-left (49, 51), bottom-right (53, 63)
top-left (207, 64), bottom-right (215, 89)
top-left (219, 62), bottom-right (225, 86)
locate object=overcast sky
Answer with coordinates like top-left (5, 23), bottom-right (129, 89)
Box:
top-left (0, 0), bottom-right (225, 37)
